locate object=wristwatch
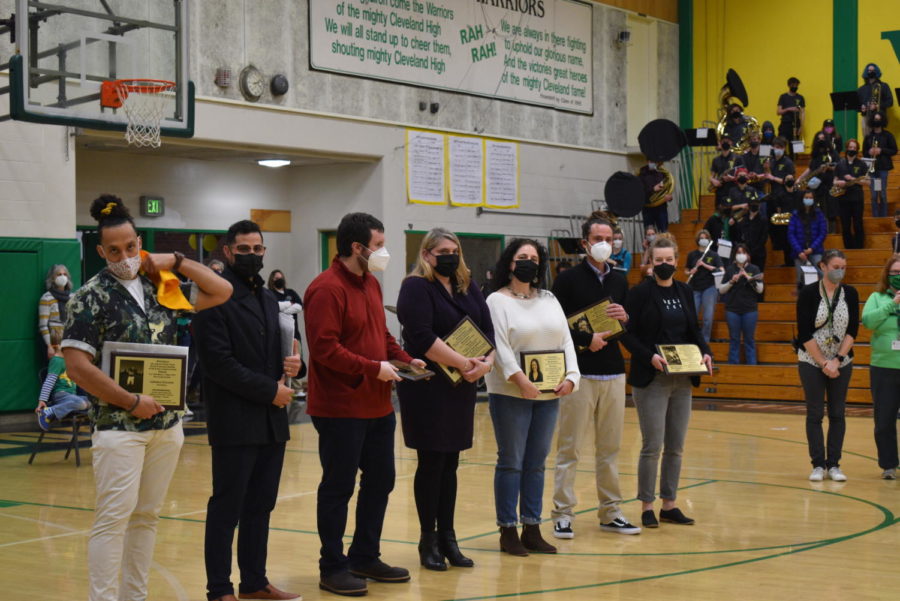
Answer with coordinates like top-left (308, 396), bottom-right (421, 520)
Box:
top-left (172, 251), bottom-right (185, 273)
top-left (836, 354), bottom-right (846, 363)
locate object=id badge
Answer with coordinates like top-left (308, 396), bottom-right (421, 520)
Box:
top-left (874, 179), bottom-right (883, 192)
top-left (892, 340), bottom-right (900, 351)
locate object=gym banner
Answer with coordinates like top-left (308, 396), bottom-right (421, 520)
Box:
top-left (309, 0), bottom-right (594, 114)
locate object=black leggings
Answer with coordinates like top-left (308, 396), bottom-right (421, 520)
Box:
top-left (414, 450), bottom-right (459, 532)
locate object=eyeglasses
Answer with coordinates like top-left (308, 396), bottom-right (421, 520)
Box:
top-left (232, 244), bottom-right (266, 255)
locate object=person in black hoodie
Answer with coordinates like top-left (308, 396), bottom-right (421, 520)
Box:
top-left (550, 214), bottom-right (639, 538)
top-left (735, 199), bottom-right (769, 271)
top-left (622, 237), bottom-right (713, 529)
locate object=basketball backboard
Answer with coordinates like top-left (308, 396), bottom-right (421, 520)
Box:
top-left (5, 0), bottom-right (192, 138)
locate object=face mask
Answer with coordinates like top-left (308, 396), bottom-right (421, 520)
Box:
top-left (512, 259), bottom-right (539, 284)
top-left (646, 234), bottom-right (656, 243)
top-left (871, 119), bottom-right (883, 129)
top-left (789, 86), bottom-right (798, 93)
top-left (763, 131), bottom-right (774, 139)
top-left (721, 143), bottom-right (731, 152)
top-left (731, 113), bottom-right (742, 120)
top-left (231, 253), bottom-right (264, 279)
top-left (588, 241), bottom-right (612, 263)
top-left (774, 148), bottom-right (784, 158)
top-left (54, 275), bottom-right (68, 288)
top-left (648, 162), bottom-right (657, 170)
top-left (889, 274), bottom-right (900, 290)
top-left (749, 203), bottom-right (760, 213)
top-left (612, 239), bottom-right (623, 249)
top-left (749, 140), bottom-right (760, 149)
top-left (824, 126), bottom-right (835, 134)
top-left (273, 278), bottom-right (285, 289)
top-left (698, 238), bottom-right (710, 248)
top-left (653, 262), bottom-right (676, 280)
top-left (847, 149), bottom-right (857, 157)
top-left (735, 253), bottom-right (748, 264)
top-left (737, 176), bottom-right (748, 184)
top-left (803, 197), bottom-right (815, 207)
top-left (785, 179), bottom-right (795, 188)
top-left (432, 253), bottom-right (459, 277)
top-left (826, 268), bottom-right (845, 284)
top-left (106, 253), bottom-right (142, 280)
top-left (365, 246), bottom-right (390, 272)
top-left (868, 70), bottom-right (876, 79)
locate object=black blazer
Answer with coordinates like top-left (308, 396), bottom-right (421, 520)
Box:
top-left (621, 279), bottom-right (712, 388)
top-left (193, 266), bottom-right (298, 446)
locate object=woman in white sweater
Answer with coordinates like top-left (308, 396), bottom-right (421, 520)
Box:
top-left (485, 238), bottom-right (580, 557)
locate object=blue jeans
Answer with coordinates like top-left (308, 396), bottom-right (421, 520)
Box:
top-left (489, 393), bottom-right (559, 527)
top-left (693, 286), bottom-right (718, 343)
top-left (726, 310), bottom-right (758, 364)
top-left (870, 170), bottom-right (889, 217)
top-left (47, 390), bottom-right (89, 420)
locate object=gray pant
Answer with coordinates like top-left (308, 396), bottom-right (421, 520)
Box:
top-left (632, 373), bottom-right (693, 503)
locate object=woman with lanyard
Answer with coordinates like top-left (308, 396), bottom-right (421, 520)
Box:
top-left (862, 255), bottom-right (900, 479)
top-left (788, 190), bottom-right (828, 292)
top-left (622, 237), bottom-right (713, 528)
top-left (833, 139), bottom-right (868, 249)
top-left (396, 228), bottom-right (495, 570)
top-left (795, 249), bottom-right (859, 482)
top-left (485, 238), bottom-right (579, 556)
top-left (38, 264), bottom-right (74, 359)
top-left (717, 243), bottom-right (764, 364)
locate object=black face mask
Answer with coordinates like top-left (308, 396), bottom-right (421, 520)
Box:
top-left (785, 179), bottom-right (795, 188)
top-left (433, 253), bottom-right (459, 277)
top-left (737, 176), bottom-right (748, 185)
top-left (231, 253), bottom-right (264, 280)
top-left (749, 140), bottom-right (760, 149)
top-left (847, 149), bottom-right (858, 157)
top-left (870, 118), bottom-right (883, 129)
top-left (653, 263), bottom-right (676, 280)
top-left (732, 114), bottom-right (742, 120)
top-left (868, 71), bottom-right (876, 79)
top-left (512, 259), bottom-right (539, 284)
top-left (272, 278), bottom-right (285, 289)
top-left (749, 203), bottom-right (760, 213)
top-left (789, 86), bottom-right (798, 93)
top-left (721, 143), bottom-right (731, 152)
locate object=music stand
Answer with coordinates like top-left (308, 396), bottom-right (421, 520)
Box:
top-left (830, 91), bottom-right (860, 140)
top-left (685, 128), bottom-right (719, 223)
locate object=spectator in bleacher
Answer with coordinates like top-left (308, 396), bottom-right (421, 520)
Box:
top-left (38, 264), bottom-right (74, 359)
top-left (703, 199), bottom-right (733, 255)
top-left (788, 190), bottom-right (827, 291)
top-left (796, 249), bottom-right (858, 483)
top-left (622, 237), bottom-right (713, 529)
top-left (861, 254), bottom-right (900, 479)
top-left (35, 330), bottom-right (89, 431)
top-left (736, 198), bottom-right (768, 271)
top-left (639, 226), bottom-right (658, 277)
top-left (268, 268), bottom-right (303, 339)
top-left (862, 111), bottom-right (897, 218)
top-left (608, 229), bottom-right (632, 273)
top-left (718, 243), bottom-right (764, 365)
top-left (685, 229), bottom-right (722, 343)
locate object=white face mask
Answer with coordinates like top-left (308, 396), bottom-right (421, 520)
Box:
top-left (648, 162), bottom-right (657, 170)
top-left (365, 246), bottom-right (390, 272)
top-left (735, 253), bottom-right (748, 264)
top-left (54, 275), bottom-right (69, 288)
top-left (646, 234), bottom-right (656, 243)
top-left (698, 238), bottom-right (710, 248)
top-left (612, 239), bottom-right (623, 250)
top-left (588, 241), bottom-right (612, 263)
top-left (774, 148), bottom-right (784, 158)
top-left (106, 253), bottom-right (142, 280)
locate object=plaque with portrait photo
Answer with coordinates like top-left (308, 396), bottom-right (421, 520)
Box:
top-left (520, 350), bottom-right (567, 393)
top-left (102, 342), bottom-right (189, 410)
top-left (437, 316), bottom-right (495, 386)
top-left (567, 297), bottom-right (624, 351)
top-left (655, 344), bottom-right (709, 376)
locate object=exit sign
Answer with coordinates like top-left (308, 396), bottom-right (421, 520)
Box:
top-left (140, 196), bottom-right (165, 217)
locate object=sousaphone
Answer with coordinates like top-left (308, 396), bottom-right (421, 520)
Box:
top-left (638, 119), bottom-right (687, 207)
top-left (716, 69), bottom-right (760, 153)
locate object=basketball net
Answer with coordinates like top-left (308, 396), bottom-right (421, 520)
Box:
top-left (113, 80), bottom-right (176, 148)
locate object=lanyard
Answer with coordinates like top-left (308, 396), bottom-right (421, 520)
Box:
top-left (819, 281), bottom-right (842, 342)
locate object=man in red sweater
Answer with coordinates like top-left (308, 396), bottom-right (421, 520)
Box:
top-left (304, 212), bottom-right (425, 597)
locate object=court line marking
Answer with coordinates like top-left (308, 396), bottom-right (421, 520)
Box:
top-left (0, 512), bottom-right (79, 531)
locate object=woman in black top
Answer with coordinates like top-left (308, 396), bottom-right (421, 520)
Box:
top-left (622, 238), bottom-right (713, 529)
top-left (834, 139), bottom-right (868, 249)
top-left (684, 229), bottom-right (723, 343)
top-left (267, 269), bottom-right (303, 339)
top-left (717, 243), bottom-right (764, 364)
top-left (795, 249), bottom-right (859, 482)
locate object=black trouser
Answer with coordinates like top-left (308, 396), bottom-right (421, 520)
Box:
top-left (414, 449), bottom-right (460, 532)
top-left (778, 124), bottom-right (796, 158)
top-left (751, 250), bottom-right (767, 272)
top-left (799, 362), bottom-right (852, 469)
top-left (871, 366), bottom-right (900, 469)
top-left (642, 204), bottom-right (668, 232)
top-left (205, 442), bottom-right (286, 600)
top-left (838, 195), bottom-right (865, 249)
top-left (312, 413), bottom-right (396, 576)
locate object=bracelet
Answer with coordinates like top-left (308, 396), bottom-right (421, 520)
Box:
top-left (127, 394), bottom-right (140, 413)
top-left (172, 251), bottom-right (185, 273)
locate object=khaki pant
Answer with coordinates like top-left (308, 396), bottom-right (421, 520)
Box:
top-left (88, 425), bottom-right (184, 601)
top-left (552, 376), bottom-right (626, 524)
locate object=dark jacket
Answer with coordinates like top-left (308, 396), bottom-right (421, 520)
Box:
top-left (193, 266), bottom-right (294, 446)
top-left (551, 258), bottom-right (628, 376)
top-left (621, 279), bottom-right (712, 388)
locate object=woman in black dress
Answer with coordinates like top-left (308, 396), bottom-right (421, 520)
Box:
top-left (396, 228), bottom-right (495, 571)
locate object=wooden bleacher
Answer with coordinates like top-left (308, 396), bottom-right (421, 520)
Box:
top-left (621, 154), bottom-right (899, 405)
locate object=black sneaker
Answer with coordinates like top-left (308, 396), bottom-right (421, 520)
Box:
top-left (641, 510), bottom-right (659, 528)
top-left (600, 517), bottom-right (641, 535)
top-left (349, 560), bottom-right (410, 583)
top-left (319, 570), bottom-right (368, 597)
top-left (659, 507), bottom-right (695, 525)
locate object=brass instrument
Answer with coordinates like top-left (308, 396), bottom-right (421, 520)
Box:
top-left (770, 213), bottom-right (792, 226)
top-left (646, 166), bottom-right (674, 208)
top-left (715, 69), bottom-right (760, 153)
top-left (868, 139), bottom-right (879, 174)
top-left (870, 82), bottom-right (882, 114)
top-left (708, 165), bottom-right (737, 193)
top-left (796, 158), bottom-right (834, 190)
top-left (830, 175), bottom-right (870, 198)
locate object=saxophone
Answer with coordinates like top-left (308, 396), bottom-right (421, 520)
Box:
top-left (869, 81), bottom-right (882, 114)
top-left (646, 166), bottom-right (674, 208)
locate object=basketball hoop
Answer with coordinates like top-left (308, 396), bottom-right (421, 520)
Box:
top-left (100, 79), bottom-right (176, 148)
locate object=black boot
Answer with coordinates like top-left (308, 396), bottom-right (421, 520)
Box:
top-left (418, 531), bottom-right (447, 571)
top-left (438, 529), bottom-right (474, 568)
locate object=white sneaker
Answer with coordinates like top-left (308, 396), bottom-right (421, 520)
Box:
top-left (882, 468), bottom-right (896, 480)
top-left (553, 518), bottom-right (574, 539)
top-left (809, 467), bottom-right (825, 482)
top-left (828, 467), bottom-right (847, 482)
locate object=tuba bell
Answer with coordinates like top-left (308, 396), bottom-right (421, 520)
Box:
top-left (715, 69), bottom-right (760, 153)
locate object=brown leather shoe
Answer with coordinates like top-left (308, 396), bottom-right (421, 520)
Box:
top-left (498, 526), bottom-right (528, 556)
top-left (520, 524), bottom-right (557, 554)
top-left (238, 584), bottom-right (301, 600)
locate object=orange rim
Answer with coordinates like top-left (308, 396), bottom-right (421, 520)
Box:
top-left (113, 79), bottom-right (176, 94)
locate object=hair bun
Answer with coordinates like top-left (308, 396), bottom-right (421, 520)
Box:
top-left (89, 194), bottom-right (132, 223)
